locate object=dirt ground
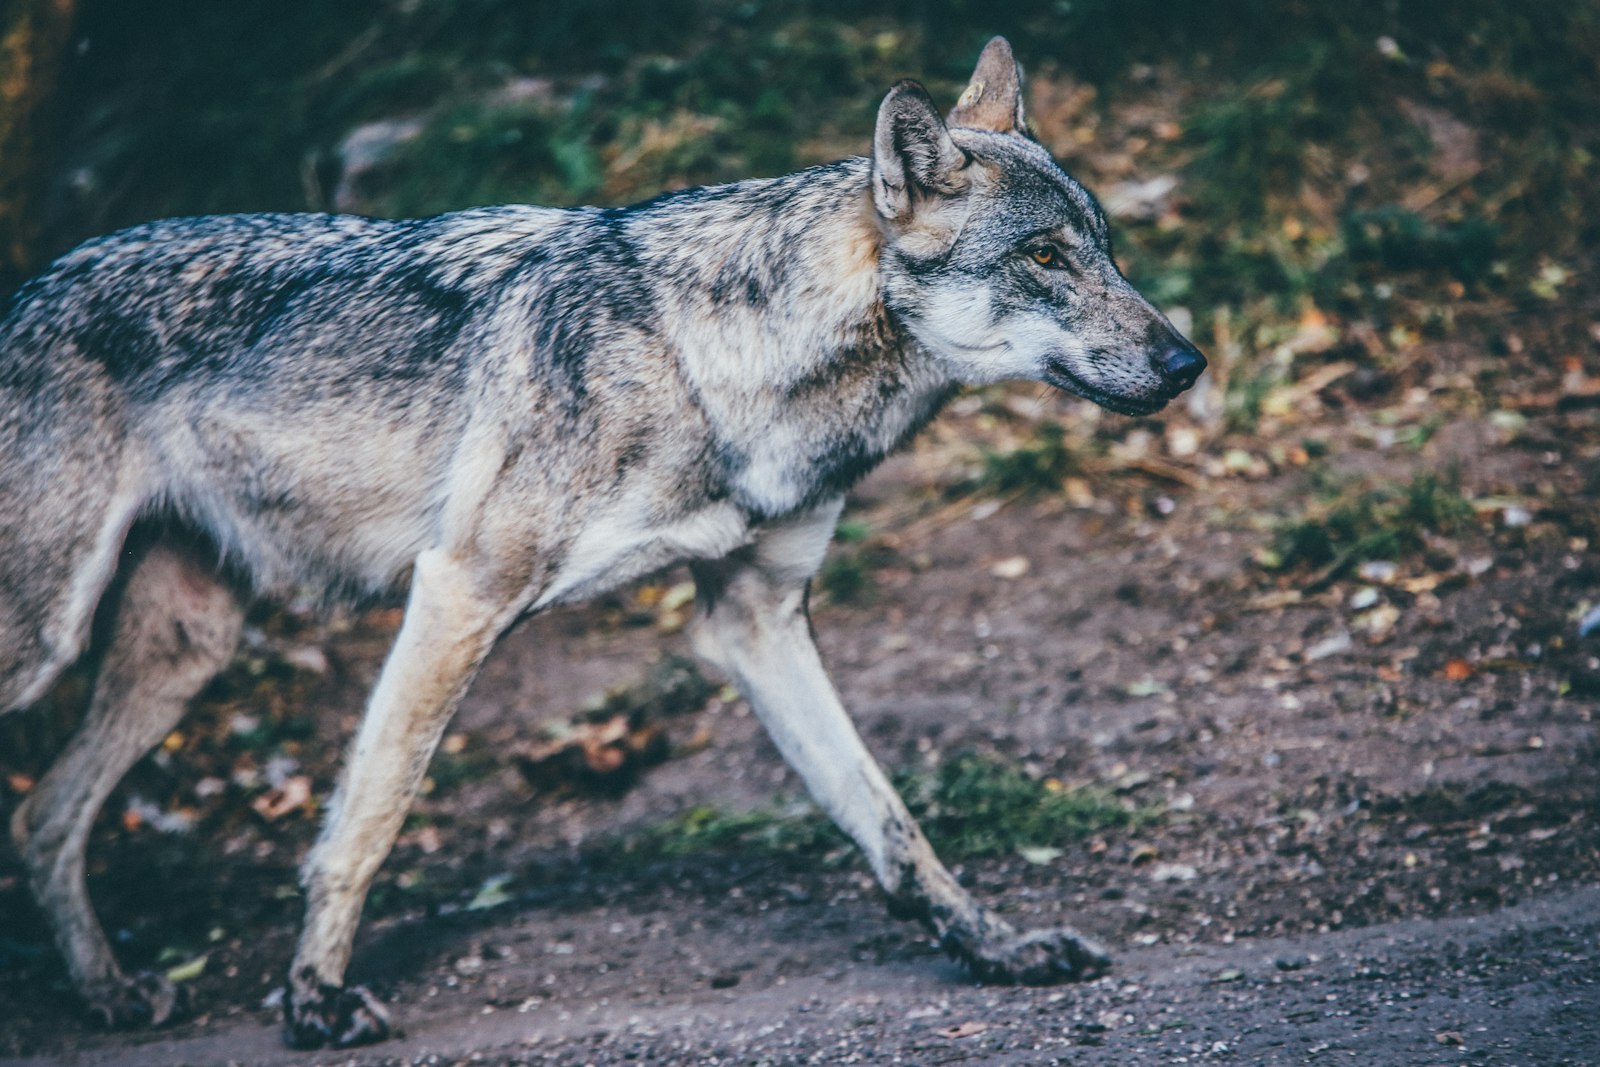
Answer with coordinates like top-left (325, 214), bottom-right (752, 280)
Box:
top-left (2, 369), bottom-right (1599, 1065)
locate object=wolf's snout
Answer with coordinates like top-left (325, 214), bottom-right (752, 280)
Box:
top-left (1153, 343), bottom-right (1206, 394)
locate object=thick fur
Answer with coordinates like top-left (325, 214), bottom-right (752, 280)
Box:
top-left (1, 38), bottom-right (1202, 1048)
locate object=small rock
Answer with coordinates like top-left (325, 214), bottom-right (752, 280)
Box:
top-left (990, 556), bottom-right (1030, 580)
top-left (1357, 560), bottom-right (1398, 583)
top-left (1149, 862), bottom-right (1198, 883)
top-left (1499, 505), bottom-right (1532, 528)
top-left (1579, 603), bottom-right (1600, 637)
top-left (281, 645), bottom-right (329, 675)
top-left (779, 884), bottom-right (813, 905)
top-left (1304, 631), bottom-right (1353, 662)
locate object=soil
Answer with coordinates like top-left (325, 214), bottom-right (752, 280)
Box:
top-left (2, 389), bottom-right (1599, 1066)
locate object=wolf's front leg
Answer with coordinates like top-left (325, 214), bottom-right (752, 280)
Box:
top-left (284, 548), bottom-right (518, 1049)
top-left (690, 501), bottom-right (1110, 985)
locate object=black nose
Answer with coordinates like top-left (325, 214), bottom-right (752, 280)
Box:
top-left (1155, 343), bottom-right (1207, 393)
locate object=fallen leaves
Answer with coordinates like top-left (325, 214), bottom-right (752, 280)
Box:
top-left (164, 954), bottom-right (208, 983)
top-left (465, 874), bottom-right (515, 912)
top-left (1017, 845), bottom-right (1064, 865)
top-left (517, 715), bottom-right (669, 792)
top-left (250, 775), bottom-right (312, 822)
top-left (517, 656), bottom-right (716, 795)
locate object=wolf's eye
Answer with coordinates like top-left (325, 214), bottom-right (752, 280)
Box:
top-left (1027, 244), bottom-right (1059, 268)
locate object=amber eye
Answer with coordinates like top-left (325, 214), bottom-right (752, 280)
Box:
top-left (1029, 244), bottom-right (1057, 267)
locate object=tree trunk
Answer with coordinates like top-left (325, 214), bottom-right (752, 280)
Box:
top-left (0, 0), bottom-right (77, 294)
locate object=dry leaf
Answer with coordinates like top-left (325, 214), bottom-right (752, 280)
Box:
top-left (251, 775), bottom-right (312, 821)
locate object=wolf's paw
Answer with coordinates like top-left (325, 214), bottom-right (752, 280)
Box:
top-left (87, 971), bottom-right (191, 1030)
top-left (283, 981), bottom-right (391, 1049)
top-left (948, 925), bottom-right (1112, 985)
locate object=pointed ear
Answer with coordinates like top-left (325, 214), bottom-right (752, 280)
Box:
top-left (947, 36), bottom-right (1026, 134)
top-left (871, 80), bottom-right (967, 223)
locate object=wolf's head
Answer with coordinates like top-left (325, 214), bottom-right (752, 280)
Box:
top-left (871, 37), bottom-right (1204, 416)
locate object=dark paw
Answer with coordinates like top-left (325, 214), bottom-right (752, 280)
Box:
top-left (283, 981), bottom-right (391, 1049)
top-left (948, 925), bottom-right (1113, 985)
top-left (87, 971), bottom-right (191, 1030)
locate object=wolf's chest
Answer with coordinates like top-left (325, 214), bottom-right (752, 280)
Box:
top-left (530, 495), bottom-right (751, 610)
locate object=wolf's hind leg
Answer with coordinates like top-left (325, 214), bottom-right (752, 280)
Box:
top-left (0, 476), bottom-right (145, 714)
top-left (9, 539), bottom-right (243, 1029)
top-left (690, 500), bottom-right (1111, 986)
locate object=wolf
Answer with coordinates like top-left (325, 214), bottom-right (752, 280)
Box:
top-left (0, 38), bottom-right (1204, 1048)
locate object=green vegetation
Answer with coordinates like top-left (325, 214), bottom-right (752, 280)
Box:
top-left (622, 752), bottom-right (1154, 864)
top-left (625, 801), bottom-right (845, 861)
top-left (1263, 471), bottom-right (1476, 577)
top-left (1182, 41), bottom-right (1370, 230)
top-left (972, 422), bottom-right (1079, 497)
top-left (816, 551), bottom-right (875, 605)
top-left (816, 519), bottom-right (889, 605)
top-left (1339, 208), bottom-right (1500, 285)
top-left (897, 753), bottom-right (1153, 857)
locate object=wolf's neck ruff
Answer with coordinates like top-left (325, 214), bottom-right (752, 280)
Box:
top-left (614, 157), bottom-right (956, 519)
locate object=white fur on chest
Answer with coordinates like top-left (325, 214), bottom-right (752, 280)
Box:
top-left (532, 496), bottom-right (750, 610)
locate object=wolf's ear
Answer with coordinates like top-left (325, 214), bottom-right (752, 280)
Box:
top-left (947, 36), bottom-right (1026, 134)
top-left (872, 80), bottom-right (967, 223)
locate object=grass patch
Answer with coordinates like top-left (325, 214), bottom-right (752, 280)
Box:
top-left (625, 802), bottom-right (845, 861)
top-left (897, 754), bottom-right (1153, 857)
top-left (1338, 207), bottom-right (1500, 285)
top-left (816, 521), bottom-right (893, 606)
top-left (970, 422), bottom-right (1079, 497)
top-left (620, 752), bottom-right (1155, 865)
top-left (1262, 471), bottom-right (1475, 577)
top-left (1184, 41), bottom-right (1372, 229)
top-left (816, 552), bottom-right (874, 605)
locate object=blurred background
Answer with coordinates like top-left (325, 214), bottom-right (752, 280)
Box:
top-left (2, 3), bottom-right (1599, 1061)
top-left (4, 1), bottom-right (1599, 458)
top-left (5, 0), bottom-right (1598, 403)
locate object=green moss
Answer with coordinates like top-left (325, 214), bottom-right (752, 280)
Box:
top-left (971, 422), bottom-right (1078, 497)
top-left (620, 752), bottom-right (1155, 865)
top-left (1338, 207), bottom-right (1500, 285)
top-left (816, 551), bottom-right (874, 605)
top-left (1266, 471), bottom-right (1475, 576)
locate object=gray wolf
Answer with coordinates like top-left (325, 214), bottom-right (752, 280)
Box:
top-left (1, 37), bottom-right (1204, 1049)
